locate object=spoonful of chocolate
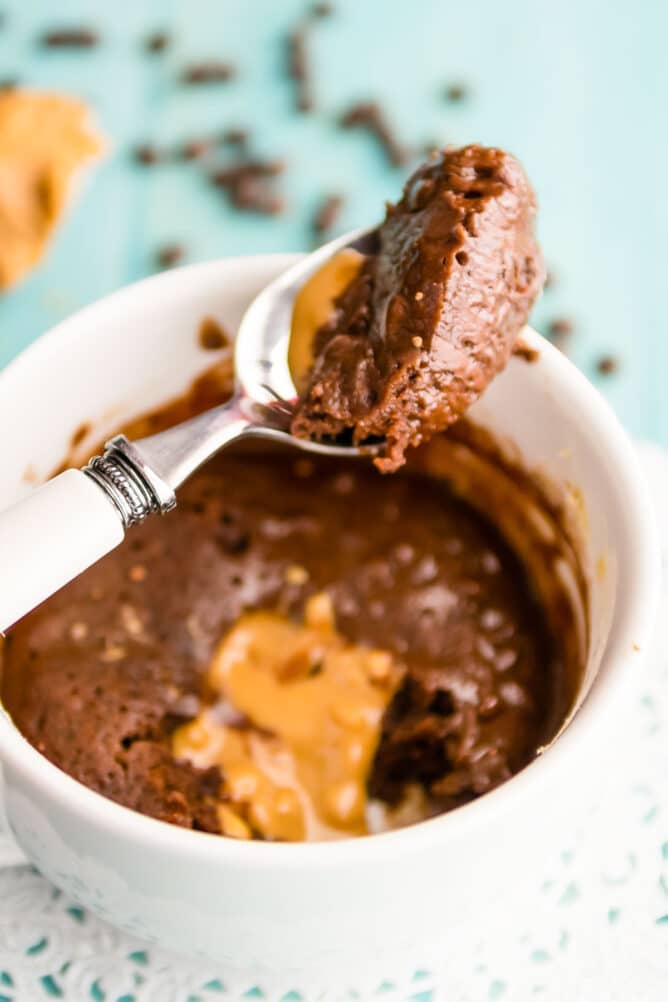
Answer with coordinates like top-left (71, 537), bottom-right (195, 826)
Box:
top-left (0, 145), bottom-right (543, 633)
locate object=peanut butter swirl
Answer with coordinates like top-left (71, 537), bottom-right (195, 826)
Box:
top-left (173, 593), bottom-right (404, 840)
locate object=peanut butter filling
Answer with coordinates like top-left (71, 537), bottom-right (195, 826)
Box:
top-left (288, 248), bottom-right (365, 393)
top-left (0, 90), bottom-right (103, 290)
top-left (172, 593), bottom-right (404, 841)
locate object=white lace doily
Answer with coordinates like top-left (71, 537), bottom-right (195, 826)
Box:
top-left (2, 441), bottom-right (668, 1002)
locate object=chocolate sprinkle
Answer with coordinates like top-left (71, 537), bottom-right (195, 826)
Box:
top-left (156, 244), bottom-right (185, 269)
top-left (211, 158), bottom-right (285, 185)
top-left (548, 317), bottom-right (575, 339)
top-left (41, 28), bottom-right (99, 47)
top-left (182, 61), bottom-right (236, 84)
top-left (145, 31), bottom-right (170, 54)
top-left (544, 269), bottom-right (556, 290)
top-left (222, 127), bottom-right (249, 148)
top-left (445, 83), bottom-right (469, 102)
top-left (313, 194), bottom-right (344, 235)
top-left (339, 101), bottom-right (408, 166)
top-left (287, 25), bottom-right (312, 112)
top-left (211, 158), bottom-right (286, 216)
top-left (134, 144), bottom-right (163, 166)
top-left (311, 2), bottom-right (333, 16)
top-left (231, 176), bottom-right (284, 216)
top-left (597, 354), bottom-right (619, 375)
top-left (181, 138), bottom-right (215, 161)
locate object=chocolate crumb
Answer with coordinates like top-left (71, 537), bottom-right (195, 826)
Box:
top-left (445, 83), bottom-right (469, 102)
top-left (181, 138), bottom-right (215, 161)
top-left (597, 354), bottom-right (619, 375)
top-left (145, 31), bottom-right (170, 53)
top-left (287, 25), bottom-right (312, 112)
top-left (339, 101), bottom-right (408, 166)
top-left (548, 317), bottom-right (574, 339)
top-left (311, 1), bottom-right (333, 15)
top-left (41, 28), bottom-right (99, 47)
top-left (313, 194), bottom-right (344, 235)
top-left (69, 422), bottom-right (92, 450)
top-left (198, 316), bottom-right (231, 351)
top-left (134, 144), bottom-right (163, 166)
top-left (156, 244), bottom-right (184, 269)
top-left (181, 61), bottom-right (236, 84)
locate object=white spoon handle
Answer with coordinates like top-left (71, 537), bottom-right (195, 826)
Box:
top-left (0, 470), bottom-right (124, 634)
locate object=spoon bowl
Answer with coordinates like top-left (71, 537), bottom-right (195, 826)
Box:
top-left (101, 225), bottom-right (379, 502)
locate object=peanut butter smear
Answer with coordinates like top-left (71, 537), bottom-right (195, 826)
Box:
top-left (0, 90), bottom-right (103, 291)
top-left (172, 593), bottom-right (404, 841)
top-left (288, 248), bottom-right (365, 393)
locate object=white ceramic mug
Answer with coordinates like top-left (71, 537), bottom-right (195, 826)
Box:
top-left (0, 256), bottom-right (659, 996)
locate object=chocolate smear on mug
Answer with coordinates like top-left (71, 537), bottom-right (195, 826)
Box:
top-left (198, 317), bottom-right (231, 352)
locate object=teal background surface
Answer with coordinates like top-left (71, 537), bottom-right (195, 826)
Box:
top-left (0, 0), bottom-right (664, 439)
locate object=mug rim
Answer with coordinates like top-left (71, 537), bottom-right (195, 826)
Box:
top-left (0, 254), bottom-right (659, 868)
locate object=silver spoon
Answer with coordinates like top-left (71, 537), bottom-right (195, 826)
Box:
top-left (0, 227), bottom-right (377, 634)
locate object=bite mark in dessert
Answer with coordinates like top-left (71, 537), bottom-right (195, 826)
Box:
top-left (291, 145), bottom-right (545, 471)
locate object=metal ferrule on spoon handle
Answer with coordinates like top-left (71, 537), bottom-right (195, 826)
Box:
top-left (0, 396), bottom-right (257, 634)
